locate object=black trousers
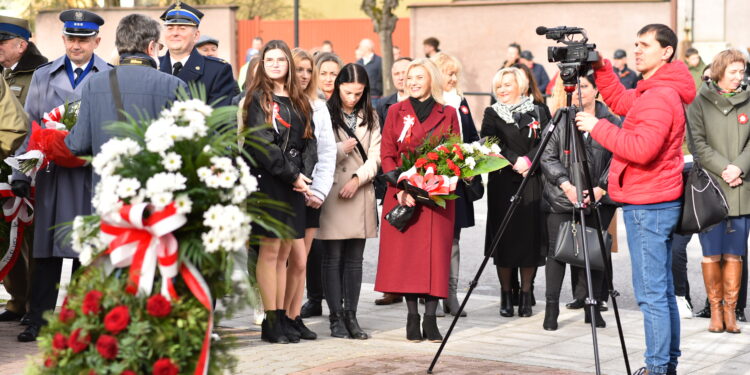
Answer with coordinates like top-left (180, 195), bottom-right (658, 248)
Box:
top-left (321, 239), bottom-right (366, 312)
top-left (305, 239), bottom-right (324, 303)
top-left (671, 232), bottom-right (692, 304)
top-left (29, 257), bottom-right (80, 326)
top-left (545, 206), bottom-right (615, 303)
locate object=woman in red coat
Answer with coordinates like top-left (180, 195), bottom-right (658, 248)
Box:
top-left (375, 58), bottom-right (459, 342)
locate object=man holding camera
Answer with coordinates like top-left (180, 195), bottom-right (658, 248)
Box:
top-left (576, 24), bottom-right (695, 375)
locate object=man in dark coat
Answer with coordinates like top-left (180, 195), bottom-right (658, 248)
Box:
top-left (0, 15), bottom-right (46, 325)
top-left (612, 49), bottom-right (639, 89)
top-left (13, 9), bottom-right (112, 342)
top-left (67, 14), bottom-right (185, 163)
top-left (376, 57), bottom-right (411, 129)
top-left (356, 38), bottom-right (383, 100)
top-left (519, 50), bottom-right (550, 94)
top-left (158, 2), bottom-right (238, 107)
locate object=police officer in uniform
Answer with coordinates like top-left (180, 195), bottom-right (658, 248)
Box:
top-left (0, 15), bottom-right (47, 325)
top-left (159, 2), bottom-right (238, 107)
top-left (14, 9), bottom-right (111, 342)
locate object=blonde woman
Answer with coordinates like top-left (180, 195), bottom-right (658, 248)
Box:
top-left (431, 52), bottom-right (481, 317)
top-left (281, 48), bottom-right (337, 340)
top-left (481, 67), bottom-right (549, 319)
top-left (374, 59), bottom-right (459, 342)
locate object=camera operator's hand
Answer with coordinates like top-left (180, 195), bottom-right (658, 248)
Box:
top-left (560, 181), bottom-right (578, 204)
top-left (592, 51), bottom-right (604, 70)
top-left (575, 111), bottom-right (599, 133)
top-left (11, 180), bottom-right (31, 199)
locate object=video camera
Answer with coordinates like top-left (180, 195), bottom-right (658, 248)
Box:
top-left (536, 26), bottom-right (598, 85)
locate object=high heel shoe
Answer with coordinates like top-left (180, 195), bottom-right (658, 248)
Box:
top-left (406, 313), bottom-right (423, 342)
top-left (422, 314), bottom-right (443, 342)
top-left (343, 310), bottom-right (368, 340)
top-left (261, 310), bottom-right (289, 344)
top-left (543, 300), bottom-right (559, 331)
top-left (518, 291), bottom-right (533, 317)
top-left (500, 291), bottom-right (514, 317)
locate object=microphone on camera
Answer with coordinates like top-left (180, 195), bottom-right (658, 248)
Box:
top-left (536, 26), bottom-right (583, 35)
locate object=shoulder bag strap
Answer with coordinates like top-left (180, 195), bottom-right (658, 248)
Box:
top-left (108, 69), bottom-right (125, 122)
top-left (682, 103), bottom-right (699, 165)
top-left (341, 122), bottom-right (368, 162)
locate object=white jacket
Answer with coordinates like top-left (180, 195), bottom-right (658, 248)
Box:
top-left (310, 98), bottom-right (336, 201)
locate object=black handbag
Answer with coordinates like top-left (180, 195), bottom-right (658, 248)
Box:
top-left (552, 220), bottom-right (611, 271)
top-left (464, 176), bottom-right (484, 201)
top-left (677, 108), bottom-right (729, 234)
top-left (384, 204), bottom-right (416, 232)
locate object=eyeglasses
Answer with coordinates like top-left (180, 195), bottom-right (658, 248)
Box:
top-left (264, 57), bottom-right (288, 66)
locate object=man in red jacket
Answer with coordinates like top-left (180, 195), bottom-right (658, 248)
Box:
top-left (576, 24), bottom-right (696, 375)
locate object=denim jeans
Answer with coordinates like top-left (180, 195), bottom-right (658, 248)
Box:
top-left (623, 204), bottom-right (681, 375)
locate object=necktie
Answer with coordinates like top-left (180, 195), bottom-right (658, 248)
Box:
top-left (172, 62), bottom-right (183, 76)
top-left (74, 67), bottom-right (83, 84)
top-left (3, 68), bottom-right (11, 79)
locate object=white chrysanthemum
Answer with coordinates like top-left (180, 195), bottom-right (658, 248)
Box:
top-left (161, 152), bottom-right (183, 172)
top-left (145, 172), bottom-right (187, 197)
top-left (477, 145), bottom-right (491, 155)
top-left (116, 178), bottom-right (141, 198)
top-left (197, 167), bottom-right (212, 180)
top-left (465, 156), bottom-right (476, 170)
top-left (211, 156), bottom-right (234, 171)
top-left (175, 194), bottom-right (193, 214)
top-left (201, 231), bottom-right (221, 253)
top-left (231, 186), bottom-right (247, 204)
top-left (203, 145), bottom-right (212, 153)
top-left (490, 143), bottom-right (501, 154)
top-left (217, 171), bottom-right (238, 189)
top-left (145, 117), bottom-right (177, 153)
top-left (92, 138), bottom-right (141, 177)
top-left (460, 143), bottom-right (474, 154)
top-left (78, 244), bottom-right (93, 266)
top-left (205, 175), bottom-right (221, 189)
top-left (203, 205), bottom-right (224, 227)
top-left (93, 176), bottom-right (123, 215)
top-left (151, 192), bottom-right (174, 210)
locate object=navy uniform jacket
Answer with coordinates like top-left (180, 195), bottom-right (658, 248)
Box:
top-left (159, 48), bottom-right (238, 107)
top-left (12, 54), bottom-right (111, 258)
top-left (356, 54), bottom-right (383, 97)
top-left (67, 55), bottom-right (186, 170)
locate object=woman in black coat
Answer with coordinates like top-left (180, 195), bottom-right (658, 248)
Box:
top-left (540, 73), bottom-right (621, 331)
top-left (481, 67), bottom-right (549, 319)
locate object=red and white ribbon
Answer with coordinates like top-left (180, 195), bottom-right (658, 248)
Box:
top-left (0, 183), bottom-right (33, 281)
top-left (397, 166), bottom-right (457, 196)
top-left (42, 104), bottom-right (66, 130)
top-left (99, 203), bottom-right (185, 298)
top-left (180, 261), bottom-right (213, 375)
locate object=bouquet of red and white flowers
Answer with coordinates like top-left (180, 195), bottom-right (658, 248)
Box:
top-left (30, 87), bottom-right (284, 374)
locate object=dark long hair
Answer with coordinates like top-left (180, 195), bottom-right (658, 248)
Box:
top-left (513, 63), bottom-right (545, 103)
top-left (327, 63), bottom-right (377, 133)
top-left (243, 40), bottom-right (313, 139)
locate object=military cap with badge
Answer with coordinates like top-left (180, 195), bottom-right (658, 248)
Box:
top-left (160, 1), bottom-right (204, 27)
top-left (59, 9), bottom-right (104, 37)
top-left (0, 15), bottom-right (31, 41)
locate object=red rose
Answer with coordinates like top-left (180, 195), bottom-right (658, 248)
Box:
top-left (52, 333), bottom-right (67, 350)
top-left (453, 144), bottom-right (464, 160)
top-left (44, 357), bottom-right (56, 368)
top-left (146, 294), bottom-right (172, 318)
top-left (104, 306), bottom-right (130, 334)
top-left (82, 290), bottom-right (103, 315)
top-left (437, 145), bottom-right (450, 154)
top-left (59, 306), bottom-right (75, 323)
top-left (446, 159), bottom-right (461, 177)
top-left (96, 334), bottom-right (119, 360)
top-left (68, 328), bottom-right (91, 353)
top-left (427, 152), bottom-right (439, 161)
top-left (414, 158), bottom-right (428, 168)
top-left (89, 371), bottom-right (97, 375)
top-left (425, 163), bottom-right (438, 172)
top-left (153, 358), bottom-right (179, 375)
top-left (121, 371), bottom-right (137, 375)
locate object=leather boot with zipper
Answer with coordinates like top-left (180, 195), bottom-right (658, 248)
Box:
top-left (723, 260), bottom-right (742, 334)
top-left (500, 291), bottom-right (514, 317)
top-left (444, 277), bottom-right (467, 317)
top-left (702, 261), bottom-right (725, 333)
top-left (543, 300), bottom-right (559, 331)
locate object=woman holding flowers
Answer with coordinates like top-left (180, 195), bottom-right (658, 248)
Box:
top-left (375, 58), bottom-right (459, 343)
top-left (432, 52), bottom-right (481, 317)
top-left (280, 48), bottom-right (337, 341)
top-left (317, 63), bottom-right (381, 339)
top-left (481, 67), bottom-right (550, 319)
top-left (243, 40), bottom-right (317, 344)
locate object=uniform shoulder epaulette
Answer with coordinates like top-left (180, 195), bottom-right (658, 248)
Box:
top-left (205, 56), bottom-right (229, 64)
top-left (36, 61), bottom-right (53, 69)
top-left (106, 63), bottom-right (115, 68)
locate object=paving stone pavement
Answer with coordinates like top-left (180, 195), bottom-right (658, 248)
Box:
top-left (1, 272), bottom-right (749, 374)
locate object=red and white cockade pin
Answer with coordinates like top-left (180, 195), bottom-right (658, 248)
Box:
top-left (460, 105), bottom-right (469, 115)
top-left (739, 113), bottom-right (748, 125)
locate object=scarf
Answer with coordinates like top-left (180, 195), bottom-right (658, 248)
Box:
top-left (409, 96), bottom-right (436, 123)
top-left (444, 89), bottom-right (464, 138)
top-left (342, 110), bottom-right (359, 131)
top-left (491, 96), bottom-right (535, 126)
top-left (712, 81), bottom-right (744, 97)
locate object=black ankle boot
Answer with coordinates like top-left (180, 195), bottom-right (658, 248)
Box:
top-left (279, 310), bottom-right (300, 343)
top-left (500, 291), bottom-right (514, 317)
top-left (422, 314), bottom-right (443, 342)
top-left (695, 298), bottom-right (711, 318)
top-left (261, 310), bottom-right (289, 344)
top-left (343, 310), bottom-right (368, 340)
top-left (292, 316), bottom-right (317, 340)
top-left (543, 301), bottom-right (559, 331)
top-left (518, 291), bottom-right (533, 317)
top-left (406, 313), bottom-right (423, 342)
top-left (584, 306), bottom-right (606, 328)
top-left (329, 311), bottom-right (349, 338)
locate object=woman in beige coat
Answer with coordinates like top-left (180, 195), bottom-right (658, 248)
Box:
top-left (317, 63), bottom-right (381, 340)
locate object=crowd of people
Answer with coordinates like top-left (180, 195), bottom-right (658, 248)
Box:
top-left (0, 4), bottom-right (747, 375)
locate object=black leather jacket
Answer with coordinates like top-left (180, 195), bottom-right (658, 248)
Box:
top-left (540, 101), bottom-right (621, 213)
top-left (244, 91), bottom-right (317, 183)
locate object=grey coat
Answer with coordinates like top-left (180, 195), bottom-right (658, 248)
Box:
top-left (688, 83), bottom-right (750, 216)
top-left (12, 54), bottom-right (111, 258)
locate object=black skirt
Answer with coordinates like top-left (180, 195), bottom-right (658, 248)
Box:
top-left (305, 206), bottom-right (321, 229)
top-left (252, 170), bottom-right (305, 239)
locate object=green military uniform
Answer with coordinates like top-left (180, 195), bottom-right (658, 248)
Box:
top-left (0, 15), bottom-right (45, 321)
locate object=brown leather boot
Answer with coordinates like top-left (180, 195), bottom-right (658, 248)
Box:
top-left (702, 262), bottom-right (724, 333)
top-left (375, 293), bottom-right (403, 305)
top-left (723, 260), bottom-right (742, 334)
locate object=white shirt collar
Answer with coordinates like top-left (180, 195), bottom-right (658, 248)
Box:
top-left (396, 92), bottom-right (408, 102)
top-left (73, 59), bottom-right (91, 71)
top-left (362, 53), bottom-right (374, 65)
top-left (9, 62), bottom-right (18, 71)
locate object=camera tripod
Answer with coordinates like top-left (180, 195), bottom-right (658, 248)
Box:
top-left (427, 79), bottom-right (631, 375)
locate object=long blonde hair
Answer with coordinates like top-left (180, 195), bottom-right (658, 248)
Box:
top-left (431, 52), bottom-right (463, 96)
top-left (292, 48), bottom-right (318, 101)
top-left (408, 58), bottom-right (445, 104)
